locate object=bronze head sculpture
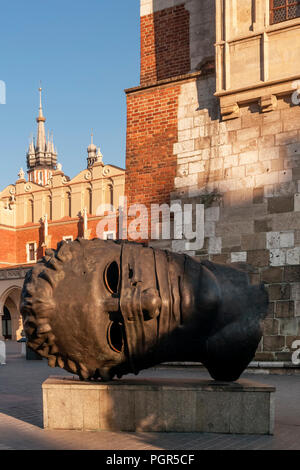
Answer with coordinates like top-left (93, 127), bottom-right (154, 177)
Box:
top-left (21, 238), bottom-right (268, 382)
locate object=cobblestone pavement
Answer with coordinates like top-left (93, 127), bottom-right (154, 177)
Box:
top-left (0, 342), bottom-right (300, 450)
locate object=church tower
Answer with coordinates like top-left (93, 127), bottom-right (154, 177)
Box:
top-left (87, 132), bottom-right (103, 169)
top-left (26, 87), bottom-right (57, 185)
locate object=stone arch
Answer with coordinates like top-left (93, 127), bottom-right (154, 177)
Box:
top-left (0, 286), bottom-right (23, 341)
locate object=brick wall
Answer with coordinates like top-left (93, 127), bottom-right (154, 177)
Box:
top-left (0, 228), bottom-right (17, 266)
top-left (16, 226), bottom-right (42, 264)
top-left (140, 4), bottom-right (190, 86)
top-left (125, 84), bottom-right (180, 209)
top-left (44, 218), bottom-right (105, 247)
top-left (0, 217), bottom-right (108, 267)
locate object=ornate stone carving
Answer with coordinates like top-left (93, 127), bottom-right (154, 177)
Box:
top-left (103, 166), bottom-right (110, 176)
top-left (84, 171), bottom-right (92, 181)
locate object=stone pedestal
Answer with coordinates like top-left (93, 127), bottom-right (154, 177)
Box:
top-left (42, 376), bottom-right (275, 435)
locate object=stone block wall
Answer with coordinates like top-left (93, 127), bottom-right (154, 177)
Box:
top-left (171, 74), bottom-right (300, 361)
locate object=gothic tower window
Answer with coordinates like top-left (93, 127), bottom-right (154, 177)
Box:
top-left (270, 0), bottom-right (300, 24)
top-left (38, 171), bottom-right (43, 185)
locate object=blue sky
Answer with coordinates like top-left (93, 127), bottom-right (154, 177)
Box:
top-left (0, 0), bottom-right (140, 189)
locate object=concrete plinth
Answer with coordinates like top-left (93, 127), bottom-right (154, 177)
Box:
top-left (42, 376), bottom-right (275, 435)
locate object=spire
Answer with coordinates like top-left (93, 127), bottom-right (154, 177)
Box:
top-left (38, 85), bottom-right (44, 119)
top-left (87, 130), bottom-right (98, 168)
top-left (88, 131), bottom-right (96, 151)
top-left (18, 168), bottom-right (25, 180)
top-left (96, 147), bottom-right (103, 163)
top-left (51, 131), bottom-right (54, 153)
top-left (46, 131), bottom-right (50, 152)
top-left (26, 86), bottom-right (58, 183)
top-left (36, 86), bottom-right (46, 153)
top-left (28, 134), bottom-right (35, 154)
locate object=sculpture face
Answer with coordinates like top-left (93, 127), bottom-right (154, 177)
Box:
top-left (21, 239), bottom-right (268, 382)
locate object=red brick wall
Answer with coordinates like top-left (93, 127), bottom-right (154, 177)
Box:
top-left (0, 228), bottom-right (17, 266)
top-left (45, 219), bottom-right (103, 247)
top-left (125, 84), bottom-right (180, 210)
top-left (16, 226), bottom-right (42, 264)
top-left (140, 4), bottom-right (190, 86)
top-left (0, 217), bottom-right (109, 267)
top-left (46, 220), bottom-right (84, 249)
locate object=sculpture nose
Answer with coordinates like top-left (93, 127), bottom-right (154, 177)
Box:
top-left (141, 288), bottom-right (161, 320)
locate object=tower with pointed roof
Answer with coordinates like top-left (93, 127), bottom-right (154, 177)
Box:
top-left (26, 87), bottom-right (57, 185)
top-left (87, 132), bottom-right (97, 168)
top-left (87, 131), bottom-right (104, 169)
top-left (0, 86), bottom-right (126, 342)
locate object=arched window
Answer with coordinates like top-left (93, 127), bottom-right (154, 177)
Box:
top-left (31, 200), bottom-right (34, 222)
top-left (64, 191), bottom-right (71, 218)
top-left (109, 184), bottom-right (114, 208)
top-left (27, 199), bottom-right (34, 223)
top-left (46, 195), bottom-right (52, 220)
top-left (106, 183), bottom-right (113, 208)
top-left (84, 187), bottom-right (92, 214)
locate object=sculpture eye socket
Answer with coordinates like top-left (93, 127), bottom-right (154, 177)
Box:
top-left (107, 321), bottom-right (123, 353)
top-left (104, 261), bottom-right (119, 294)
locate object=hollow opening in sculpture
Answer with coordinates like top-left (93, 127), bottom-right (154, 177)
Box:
top-left (104, 261), bottom-right (119, 294)
top-left (107, 321), bottom-right (123, 353)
